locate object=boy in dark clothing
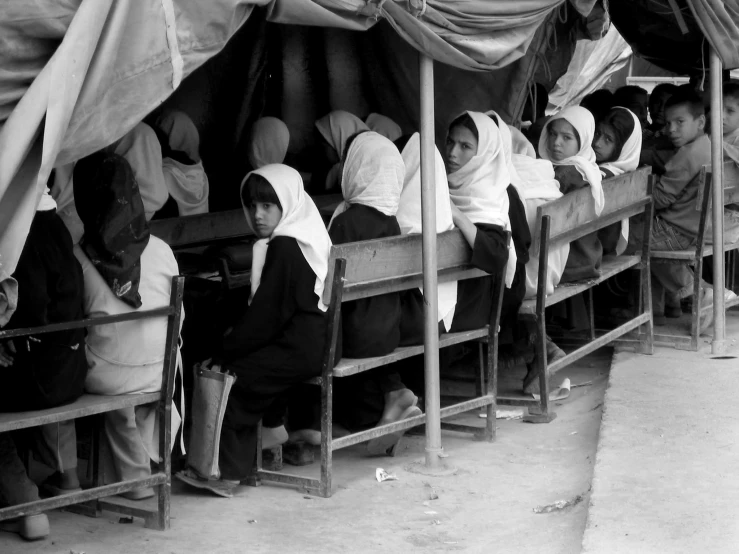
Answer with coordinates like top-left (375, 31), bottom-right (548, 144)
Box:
top-left (625, 90), bottom-right (713, 324)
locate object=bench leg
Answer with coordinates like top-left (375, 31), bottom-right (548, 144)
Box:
top-left (523, 317), bottom-right (556, 424)
top-left (484, 331), bottom-right (496, 441)
top-left (317, 375), bottom-right (333, 498)
top-left (635, 262), bottom-right (654, 355)
top-left (244, 423), bottom-right (262, 487)
top-left (583, 290), bottom-right (596, 341)
top-left (690, 258), bottom-right (703, 352)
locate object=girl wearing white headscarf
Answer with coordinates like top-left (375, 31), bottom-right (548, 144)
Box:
top-left (153, 111), bottom-right (209, 216)
top-left (315, 110), bottom-right (369, 192)
top-left (178, 164), bottom-right (331, 497)
top-left (366, 113), bottom-right (403, 142)
top-left (327, 132), bottom-right (422, 455)
top-left (444, 112), bottom-right (511, 333)
top-left (594, 107), bottom-right (642, 255)
top-left (247, 117), bottom-right (290, 169)
top-left (539, 106), bottom-right (605, 282)
top-left (397, 133), bottom-right (457, 333)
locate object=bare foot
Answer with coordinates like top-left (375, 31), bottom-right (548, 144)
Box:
top-left (378, 389), bottom-right (417, 427)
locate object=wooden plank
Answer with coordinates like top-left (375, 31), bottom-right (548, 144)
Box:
top-left (150, 194), bottom-right (343, 249)
top-left (653, 240), bottom-right (739, 260)
top-left (531, 167), bottom-right (652, 256)
top-left (0, 393), bottom-right (161, 432)
top-left (323, 229), bottom-right (478, 304)
top-left (518, 255), bottom-right (641, 315)
top-left (331, 328), bottom-right (489, 377)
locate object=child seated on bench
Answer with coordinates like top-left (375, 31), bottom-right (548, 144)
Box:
top-left (0, 189), bottom-right (87, 541)
top-left (327, 131), bottom-right (422, 455)
top-left (247, 117), bottom-right (290, 169)
top-left (539, 106), bottom-right (605, 283)
top-left (623, 89), bottom-right (715, 326)
top-left (314, 110), bottom-right (369, 194)
top-left (37, 151), bottom-right (181, 501)
top-left (718, 82), bottom-right (739, 244)
top-left (153, 109), bottom-right (209, 216)
top-left (445, 112), bottom-right (511, 331)
top-left (593, 106), bottom-right (642, 254)
top-left (177, 165), bottom-right (331, 497)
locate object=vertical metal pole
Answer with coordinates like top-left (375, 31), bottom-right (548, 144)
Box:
top-left (419, 53), bottom-right (443, 469)
top-left (710, 49), bottom-right (726, 354)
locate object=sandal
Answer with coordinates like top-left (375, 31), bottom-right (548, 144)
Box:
top-left (175, 468), bottom-right (238, 498)
top-left (40, 471), bottom-right (82, 498)
top-left (366, 405), bottom-right (423, 457)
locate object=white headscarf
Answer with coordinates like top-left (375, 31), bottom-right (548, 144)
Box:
top-left (155, 109), bottom-right (201, 163)
top-left (315, 110), bottom-right (369, 160)
top-left (597, 107), bottom-right (642, 255)
top-left (111, 123), bottom-right (169, 220)
top-left (598, 107), bottom-right (642, 177)
top-left (329, 132), bottom-right (405, 227)
top-left (162, 158), bottom-right (209, 216)
top-left (511, 127), bottom-right (536, 158)
top-left (365, 113), bottom-right (402, 142)
top-left (448, 111), bottom-right (515, 286)
top-left (397, 133), bottom-right (458, 330)
top-left (248, 117), bottom-right (290, 169)
top-left (240, 164), bottom-right (331, 311)
top-left (539, 106), bottom-right (604, 215)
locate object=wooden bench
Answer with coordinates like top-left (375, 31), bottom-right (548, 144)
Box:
top-left (500, 167), bottom-right (654, 422)
top-left (0, 277), bottom-right (184, 530)
top-left (149, 195), bottom-right (343, 289)
top-left (252, 229), bottom-right (508, 497)
top-left (651, 162), bottom-right (739, 350)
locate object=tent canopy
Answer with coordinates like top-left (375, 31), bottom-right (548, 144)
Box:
top-left (0, 0), bottom-right (737, 275)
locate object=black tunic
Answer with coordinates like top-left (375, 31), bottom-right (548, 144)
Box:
top-left (449, 223), bottom-right (509, 333)
top-left (597, 167), bottom-right (622, 255)
top-left (215, 236), bottom-right (328, 481)
top-left (329, 204), bottom-right (401, 358)
top-left (501, 186), bottom-right (531, 343)
top-left (556, 164), bottom-right (604, 283)
top-left (1, 210), bottom-right (87, 412)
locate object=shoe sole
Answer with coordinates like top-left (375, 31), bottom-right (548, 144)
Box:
top-left (175, 470), bottom-right (235, 498)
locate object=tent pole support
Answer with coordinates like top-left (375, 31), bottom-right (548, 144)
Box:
top-left (710, 48), bottom-right (726, 354)
top-left (419, 53), bottom-right (443, 469)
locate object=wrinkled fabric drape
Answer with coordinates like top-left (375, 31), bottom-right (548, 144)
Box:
top-left (686, 0), bottom-right (739, 70)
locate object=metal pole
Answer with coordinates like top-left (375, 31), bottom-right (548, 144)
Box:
top-left (710, 49), bottom-right (726, 354)
top-left (419, 53), bottom-right (443, 469)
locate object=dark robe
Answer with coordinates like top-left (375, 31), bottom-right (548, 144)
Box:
top-left (557, 165), bottom-right (604, 283)
top-left (1, 210), bottom-right (87, 412)
top-left (329, 204), bottom-right (401, 358)
top-left (214, 236), bottom-right (327, 480)
top-left (597, 167), bottom-right (622, 254)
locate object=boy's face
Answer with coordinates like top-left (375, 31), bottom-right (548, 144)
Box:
top-left (723, 97), bottom-right (739, 136)
top-left (624, 94), bottom-right (649, 128)
top-left (649, 92), bottom-right (671, 128)
top-left (665, 104), bottom-right (705, 148)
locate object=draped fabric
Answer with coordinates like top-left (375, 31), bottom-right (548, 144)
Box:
top-left (685, 0), bottom-right (739, 70)
top-left (0, 0), bottom-right (731, 273)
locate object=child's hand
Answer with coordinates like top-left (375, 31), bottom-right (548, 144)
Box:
top-left (0, 340), bottom-right (16, 368)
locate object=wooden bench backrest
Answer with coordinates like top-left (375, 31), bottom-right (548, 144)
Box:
top-left (695, 161), bottom-right (739, 209)
top-left (531, 166), bottom-right (652, 256)
top-left (150, 195), bottom-right (343, 250)
top-left (322, 229), bottom-right (497, 304)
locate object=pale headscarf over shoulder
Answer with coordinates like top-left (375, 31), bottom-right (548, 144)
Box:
top-left (111, 123), bottom-right (170, 220)
top-left (538, 106), bottom-right (604, 215)
top-left (398, 133), bottom-right (457, 330)
top-left (155, 109), bottom-right (201, 163)
top-left (510, 126), bottom-right (536, 158)
top-left (315, 110), bottom-right (369, 159)
top-left (248, 117), bottom-right (290, 169)
top-left (365, 113), bottom-right (402, 143)
top-left (329, 131), bottom-right (405, 228)
top-left (598, 107), bottom-right (642, 177)
top-left (240, 164), bottom-right (332, 312)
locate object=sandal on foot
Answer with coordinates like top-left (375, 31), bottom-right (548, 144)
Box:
top-left (40, 471), bottom-right (81, 497)
top-left (175, 468), bottom-right (238, 498)
top-left (366, 405), bottom-right (423, 457)
top-left (0, 514), bottom-right (50, 541)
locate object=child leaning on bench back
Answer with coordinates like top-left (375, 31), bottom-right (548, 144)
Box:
top-left (623, 89), bottom-right (714, 324)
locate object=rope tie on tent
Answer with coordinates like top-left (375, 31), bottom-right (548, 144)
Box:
top-left (408, 0), bottom-right (427, 18)
top-left (558, 1), bottom-right (568, 24)
top-left (359, 0), bottom-right (386, 19)
top-left (699, 37), bottom-right (706, 92)
top-left (160, 0), bottom-right (183, 89)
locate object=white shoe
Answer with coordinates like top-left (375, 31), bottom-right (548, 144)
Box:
top-left (262, 425), bottom-right (288, 449)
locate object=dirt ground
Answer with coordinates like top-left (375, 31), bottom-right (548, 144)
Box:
top-left (0, 348), bottom-right (612, 554)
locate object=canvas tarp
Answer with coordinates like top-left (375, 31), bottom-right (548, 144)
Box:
top-left (0, 0), bottom-right (599, 274)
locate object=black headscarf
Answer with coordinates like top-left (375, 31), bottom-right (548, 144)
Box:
top-left (74, 152), bottom-right (150, 308)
